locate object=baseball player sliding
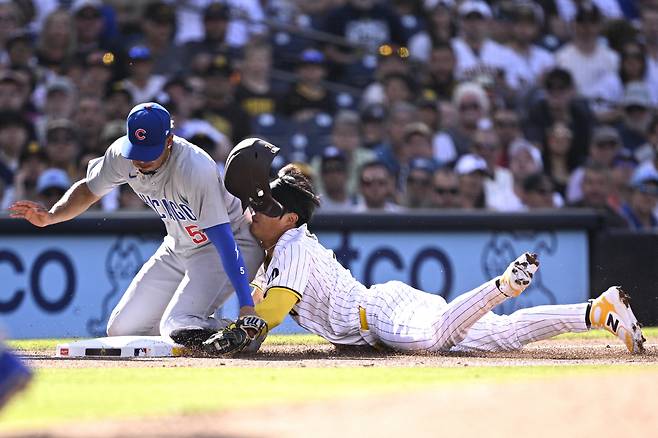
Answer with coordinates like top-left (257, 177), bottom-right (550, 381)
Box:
top-left (202, 139), bottom-right (646, 356)
top-left (10, 103), bottom-right (264, 348)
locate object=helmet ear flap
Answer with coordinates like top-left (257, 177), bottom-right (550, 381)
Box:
top-left (224, 138), bottom-right (281, 214)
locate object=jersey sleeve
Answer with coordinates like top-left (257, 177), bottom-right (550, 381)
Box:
top-left (85, 140), bottom-right (128, 197)
top-left (187, 161), bottom-right (230, 230)
top-left (266, 243), bottom-right (310, 299)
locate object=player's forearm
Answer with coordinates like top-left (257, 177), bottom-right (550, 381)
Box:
top-left (48, 180), bottom-right (100, 224)
top-left (255, 287), bottom-right (299, 330)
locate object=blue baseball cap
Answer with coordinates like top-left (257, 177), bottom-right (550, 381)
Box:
top-left (120, 102), bottom-right (172, 162)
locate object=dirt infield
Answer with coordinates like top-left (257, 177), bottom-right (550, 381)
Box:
top-left (20, 337), bottom-right (658, 369)
top-left (5, 337), bottom-right (658, 438)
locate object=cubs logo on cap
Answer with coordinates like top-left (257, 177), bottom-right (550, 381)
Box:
top-left (120, 102), bottom-right (171, 162)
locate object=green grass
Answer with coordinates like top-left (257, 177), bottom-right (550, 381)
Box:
top-left (3, 365), bottom-right (657, 431)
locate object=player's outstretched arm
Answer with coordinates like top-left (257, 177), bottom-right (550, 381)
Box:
top-left (9, 179), bottom-right (101, 227)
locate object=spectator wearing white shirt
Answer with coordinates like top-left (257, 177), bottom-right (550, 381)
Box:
top-left (555, 2), bottom-right (619, 119)
top-left (507, 2), bottom-right (555, 88)
top-left (451, 0), bottom-right (526, 89)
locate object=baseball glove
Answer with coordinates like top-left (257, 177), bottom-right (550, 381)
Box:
top-left (202, 315), bottom-right (268, 356)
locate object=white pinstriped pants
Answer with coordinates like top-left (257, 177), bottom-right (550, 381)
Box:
top-left (363, 280), bottom-right (588, 352)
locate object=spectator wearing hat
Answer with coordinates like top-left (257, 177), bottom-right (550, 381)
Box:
top-left (6, 31), bottom-right (36, 70)
top-left (408, 0), bottom-right (456, 63)
top-left (451, 0), bottom-right (526, 89)
top-left (402, 157), bottom-right (436, 208)
top-left (401, 122), bottom-right (435, 166)
top-left (35, 9), bottom-right (76, 75)
top-left (567, 125), bottom-right (622, 203)
top-left (615, 82), bottom-right (655, 151)
top-left (519, 172), bottom-right (558, 209)
top-left (105, 81), bottom-right (135, 122)
top-left (201, 55), bottom-right (251, 145)
top-left (322, 0), bottom-right (407, 84)
top-left (124, 45), bottom-right (166, 103)
top-left (35, 168), bottom-right (71, 209)
top-left (281, 49), bottom-right (334, 122)
top-left (431, 165), bottom-right (461, 208)
top-left (436, 82), bottom-right (490, 162)
top-left (0, 72), bottom-right (28, 115)
top-left (43, 119), bottom-right (81, 181)
top-left (183, 2), bottom-right (235, 74)
top-left (543, 121), bottom-right (576, 196)
top-left (618, 167), bottom-right (658, 230)
top-left (568, 162), bottom-right (627, 228)
top-left (312, 110), bottom-right (376, 198)
top-left (316, 146), bottom-right (358, 212)
top-left (234, 38), bottom-right (279, 118)
top-left (524, 67), bottom-right (595, 166)
top-left (454, 153), bottom-right (488, 208)
top-left (71, 0), bottom-right (119, 63)
top-left (507, 2), bottom-right (555, 87)
top-left (361, 104), bottom-right (387, 150)
top-left (555, 3), bottom-right (620, 118)
top-left (355, 160), bottom-right (403, 212)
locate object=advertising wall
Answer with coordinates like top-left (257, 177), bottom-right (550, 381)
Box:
top-left (0, 227), bottom-right (589, 338)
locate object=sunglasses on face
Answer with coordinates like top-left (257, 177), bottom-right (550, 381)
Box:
top-left (435, 186), bottom-right (459, 195)
top-left (362, 178), bottom-right (388, 187)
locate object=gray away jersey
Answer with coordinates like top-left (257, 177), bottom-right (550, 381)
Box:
top-left (255, 224), bottom-right (369, 345)
top-left (86, 135), bottom-right (247, 254)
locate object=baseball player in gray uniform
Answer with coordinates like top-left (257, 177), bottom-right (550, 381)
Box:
top-left (10, 103), bottom-right (265, 348)
top-left (201, 145), bottom-right (646, 356)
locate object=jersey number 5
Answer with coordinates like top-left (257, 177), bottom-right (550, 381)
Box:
top-left (185, 225), bottom-right (208, 244)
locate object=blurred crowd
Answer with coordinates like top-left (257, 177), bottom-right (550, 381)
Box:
top-left (0, 0), bottom-right (657, 230)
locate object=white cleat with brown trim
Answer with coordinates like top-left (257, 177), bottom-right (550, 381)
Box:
top-left (588, 286), bottom-right (646, 354)
top-left (498, 252), bottom-right (540, 297)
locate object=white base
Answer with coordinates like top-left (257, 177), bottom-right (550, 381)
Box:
top-left (56, 336), bottom-right (187, 358)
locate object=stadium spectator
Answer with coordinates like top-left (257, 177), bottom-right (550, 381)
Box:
top-left (508, 139), bottom-right (549, 207)
top-left (619, 167), bottom-right (658, 230)
top-left (567, 125), bottom-right (622, 203)
top-left (555, 2), bottom-right (620, 119)
top-left (77, 50), bottom-right (116, 100)
top-left (408, 0), bottom-right (455, 62)
top-left (381, 72), bottom-right (416, 106)
top-left (543, 121), bottom-right (576, 195)
top-left (435, 82), bottom-right (490, 162)
top-left (519, 172), bottom-right (558, 209)
top-left (74, 96), bottom-right (106, 155)
top-left (642, 6), bottom-right (658, 100)
top-left (362, 44), bottom-right (412, 106)
top-left (615, 82), bottom-right (654, 151)
top-left (72, 0), bottom-right (116, 62)
top-left (454, 153), bottom-right (488, 208)
top-left (374, 102), bottom-right (418, 176)
top-left (183, 2), bottom-right (233, 74)
top-left (360, 104), bottom-right (387, 150)
top-left (402, 156), bottom-right (436, 208)
top-left (609, 150), bottom-right (638, 211)
top-left (356, 160), bottom-right (402, 212)
top-left (569, 162), bottom-right (627, 228)
top-left (616, 41), bottom-right (657, 106)
top-left (0, 72), bottom-right (28, 115)
top-left (35, 167), bottom-right (71, 209)
top-left (9, 144), bottom-right (47, 208)
top-left (312, 110), bottom-right (375, 197)
top-left (123, 45), bottom-right (166, 103)
top-left (471, 127), bottom-right (519, 211)
top-left (5, 31), bottom-right (36, 71)
top-left (135, 1), bottom-right (183, 76)
top-left (451, 0), bottom-right (524, 89)
top-left (401, 122), bottom-right (435, 165)
top-left (104, 81), bottom-right (134, 122)
top-left (43, 119), bottom-right (80, 180)
top-left (280, 49), bottom-right (334, 122)
top-left (524, 67), bottom-right (595, 166)
top-left (422, 41), bottom-right (458, 102)
top-left (234, 38), bottom-right (278, 118)
top-left (431, 165), bottom-right (461, 208)
top-left (0, 2), bottom-right (22, 64)
top-left (492, 108), bottom-right (523, 167)
top-left (36, 9), bottom-right (76, 76)
top-left (507, 2), bottom-right (555, 88)
top-left (315, 146), bottom-right (358, 212)
top-left (201, 55), bottom-right (251, 145)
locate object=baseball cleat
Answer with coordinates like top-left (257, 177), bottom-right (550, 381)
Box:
top-left (0, 350), bottom-right (32, 410)
top-left (169, 327), bottom-right (217, 351)
top-left (498, 252), bottom-right (539, 297)
top-left (589, 286), bottom-right (646, 354)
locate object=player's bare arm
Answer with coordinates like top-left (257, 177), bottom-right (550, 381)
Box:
top-left (9, 179), bottom-right (100, 227)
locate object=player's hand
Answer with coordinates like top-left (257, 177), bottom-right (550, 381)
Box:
top-left (8, 201), bottom-right (55, 227)
top-left (202, 315), bottom-right (268, 356)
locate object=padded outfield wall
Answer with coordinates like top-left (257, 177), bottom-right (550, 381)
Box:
top-left (0, 210), bottom-right (655, 339)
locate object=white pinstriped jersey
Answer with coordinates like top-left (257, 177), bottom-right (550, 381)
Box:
top-left (254, 224), bottom-right (370, 345)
